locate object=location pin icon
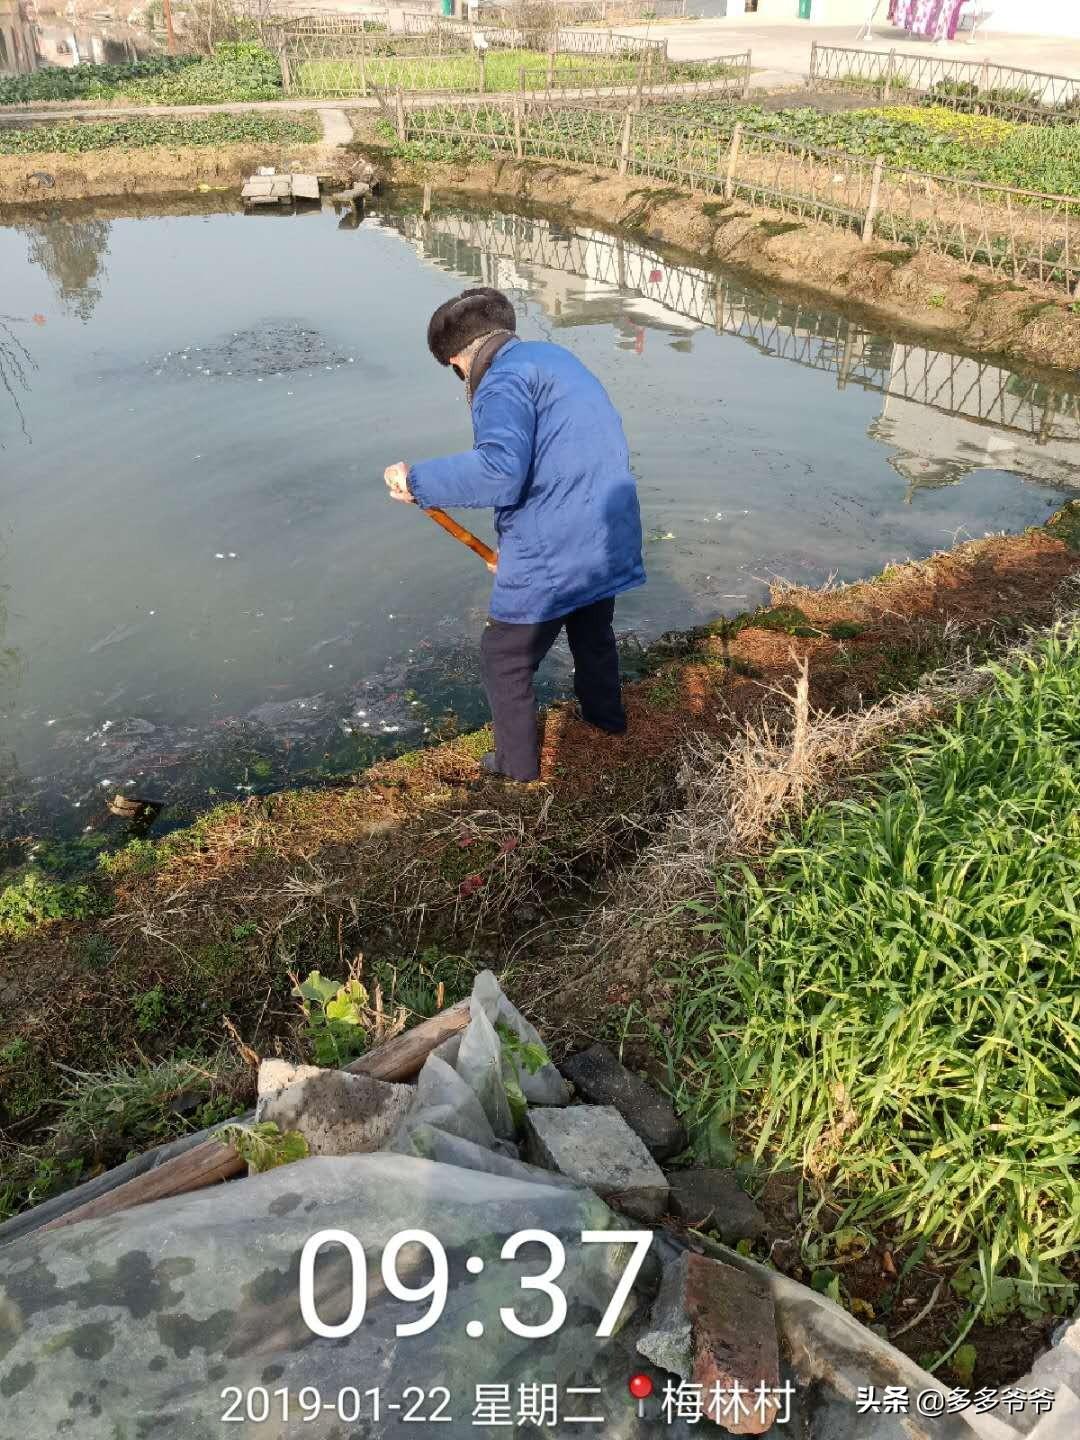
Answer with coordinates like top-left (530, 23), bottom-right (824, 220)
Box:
top-left (628, 1373), bottom-right (653, 1420)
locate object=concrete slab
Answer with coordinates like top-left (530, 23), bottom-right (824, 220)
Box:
top-left (525, 1104), bottom-right (670, 1221)
top-left (560, 1044), bottom-right (687, 1160)
top-left (255, 1065), bottom-right (414, 1156)
top-left (290, 173), bottom-right (321, 200)
top-left (319, 107), bottom-right (354, 148)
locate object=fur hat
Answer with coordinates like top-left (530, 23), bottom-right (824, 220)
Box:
top-left (426, 287), bottom-right (517, 366)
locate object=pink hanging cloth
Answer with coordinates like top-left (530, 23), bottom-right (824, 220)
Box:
top-left (889, 0), bottom-right (964, 40)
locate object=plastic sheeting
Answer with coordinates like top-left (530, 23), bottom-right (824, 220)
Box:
top-left (0, 971), bottom-right (1064, 1439)
top-left (0, 972), bottom-right (680, 1439)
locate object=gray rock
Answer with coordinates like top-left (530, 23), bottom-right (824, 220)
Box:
top-left (560, 1044), bottom-right (686, 1159)
top-left (636, 1250), bottom-right (694, 1379)
top-left (525, 1104), bottom-right (670, 1221)
top-left (667, 1167), bottom-right (767, 1243)
top-left (255, 1066), bottom-right (413, 1156)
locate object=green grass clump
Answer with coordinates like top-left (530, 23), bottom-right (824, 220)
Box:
top-left (662, 623), bottom-right (1080, 1289)
top-left (0, 870), bottom-right (103, 936)
top-left (0, 112), bottom-right (320, 156)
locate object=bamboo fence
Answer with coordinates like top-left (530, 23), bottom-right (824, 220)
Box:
top-left (276, 18), bottom-right (681, 98)
top-left (397, 98), bottom-right (1080, 296)
top-left (807, 42), bottom-right (1080, 125)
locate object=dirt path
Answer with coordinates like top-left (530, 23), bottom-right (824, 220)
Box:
top-left (0, 79), bottom-right (740, 127)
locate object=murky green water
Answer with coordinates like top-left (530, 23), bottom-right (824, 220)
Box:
top-left (2, 194), bottom-right (1078, 844)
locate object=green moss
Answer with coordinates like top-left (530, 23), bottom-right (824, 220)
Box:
top-left (1046, 499), bottom-right (1080, 553)
top-left (98, 838), bottom-right (161, 879)
top-left (753, 605), bottom-right (817, 634)
top-left (828, 621), bottom-right (866, 640)
top-left (758, 220), bottom-right (804, 237)
top-left (454, 725), bottom-right (495, 760)
top-left (1017, 301), bottom-right (1057, 325)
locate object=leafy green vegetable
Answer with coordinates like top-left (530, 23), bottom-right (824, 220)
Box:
top-left (0, 43), bottom-right (281, 108)
top-left (952, 1262), bottom-right (1077, 1322)
top-left (495, 1021), bottom-right (549, 1076)
top-left (294, 971), bottom-right (369, 1067)
top-left (216, 1120), bottom-right (309, 1173)
top-left (0, 870), bottom-right (104, 936)
top-left (0, 112), bottom-right (320, 156)
top-left (496, 1022), bottom-right (550, 1129)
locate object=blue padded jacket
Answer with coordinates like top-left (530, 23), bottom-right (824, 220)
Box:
top-left (407, 338), bottom-right (645, 624)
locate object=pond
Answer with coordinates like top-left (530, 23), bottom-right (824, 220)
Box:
top-left (2, 193), bottom-right (1078, 848)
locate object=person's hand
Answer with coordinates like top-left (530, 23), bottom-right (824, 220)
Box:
top-left (384, 462), bottom-right (414, 504)
top-left (486, 551), bottom-right (498, 575)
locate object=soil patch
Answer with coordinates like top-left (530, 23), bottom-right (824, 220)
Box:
top-left (0, 140), bottom-right (327, 205)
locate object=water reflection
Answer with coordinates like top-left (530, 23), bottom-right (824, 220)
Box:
top-left (19, 216), bottom-right (111, 322)
top-left (0, 314), bottom-right (35, 446)
top-left (372, 208), bottom-right (1080, 492)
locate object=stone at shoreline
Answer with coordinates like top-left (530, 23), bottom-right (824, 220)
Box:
top-left (524, 1105), bottom-right (670, 1221)
top-left (667, 1167), bottom-right (767, 1244)
top-left (637, 1251), bottom-right (780, 1437)
top-left (559, 1044), bottom-right (687, 1159)
top-left (255, 1062), bottom-right (412, 1156)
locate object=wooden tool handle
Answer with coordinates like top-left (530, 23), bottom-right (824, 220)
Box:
top-left (426, 507), bottom-right (497, 568)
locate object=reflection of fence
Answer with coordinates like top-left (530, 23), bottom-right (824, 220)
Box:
top-left (807, 43), bottom-right (1080, 124)
top-left (399, 100), bottom-right (1080, 296)
top-left (387, 209), bottom-right (1080, 445)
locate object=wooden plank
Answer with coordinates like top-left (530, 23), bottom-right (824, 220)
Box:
top-left (42, 1139), bottom-right (245, 1233)
top-left (345, 998), bottom-right (471, 1082)
top-left (40, 999), bottom-right (473, 1235)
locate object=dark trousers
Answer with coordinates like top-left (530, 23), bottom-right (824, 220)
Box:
top-left (480, 597), bottom-right (626, 781)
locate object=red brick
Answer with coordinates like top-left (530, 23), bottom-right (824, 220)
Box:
top-left (684, 1251), bottom-right (780, 1436)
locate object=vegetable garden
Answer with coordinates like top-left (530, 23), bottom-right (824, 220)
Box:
top-left (392, 99), bottom-right (1080, 295)
top-left (0, 112), bottom-right (320, 156)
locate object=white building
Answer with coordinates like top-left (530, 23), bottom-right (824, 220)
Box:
top-left (722, 0), bottom-right (1080, 36)
top-left (0, 0), bottom-right (35, 74)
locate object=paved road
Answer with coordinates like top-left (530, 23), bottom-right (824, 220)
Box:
top-left (622, 18), bottom-right (1080, 87)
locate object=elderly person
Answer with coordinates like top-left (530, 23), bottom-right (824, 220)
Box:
top-left (384, 287), bottom-right (644, 782)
